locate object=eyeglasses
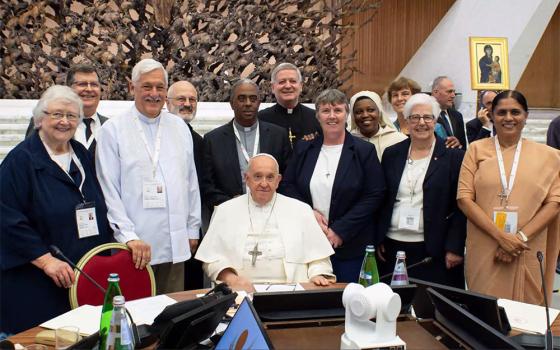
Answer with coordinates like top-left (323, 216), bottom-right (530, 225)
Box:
top-left (250, 174), bottom-right (278, 183)
top-left (408, 114), bottom-right (435, 124)
top-left (44, 111), bottom-right (80, 121)
top-left (72, 81), bottom-right (101, 89)
top-left (168, 97), bottom-right (197, 104)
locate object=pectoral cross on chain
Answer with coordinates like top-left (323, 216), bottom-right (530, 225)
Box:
top-left (249, 243), bottom-right (262, 266)
top-left (288, 128), bottom-right (296, 148)
top-left (498, 190), bottom-right (508, 206)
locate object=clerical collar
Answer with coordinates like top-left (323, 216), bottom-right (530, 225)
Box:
top-left (233, 119), bottom-right (258, 133)
top-left (277, 102), bottom-right (300, 115)
top-left (134, 106), bottom-right (161, 124)
top-left (248, 192), bottom-right (277, 209)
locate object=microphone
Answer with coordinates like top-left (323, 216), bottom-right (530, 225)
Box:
top-left (50, 245), bottom-right (106, 293)
top-left (380, 257), bottom-right (433, 281)
top-left (537, 251), bottom-right (553, 350)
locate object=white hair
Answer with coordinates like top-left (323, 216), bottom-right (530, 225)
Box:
top-left (271, 63), bottom-right (302, 83)
top-left (248, 153), bottom-right (280, 174)
top-left (131, 58), bottom-right (168, 86)
top-left (403, 93), bottom-right (441, 119)
top-left (32, 85), bottom-right (83, 128)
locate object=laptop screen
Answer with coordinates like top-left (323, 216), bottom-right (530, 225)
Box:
top-left (215, 297), bottom-right (274, 350)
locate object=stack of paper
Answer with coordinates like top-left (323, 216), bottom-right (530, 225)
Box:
top-left (497, 298), bottom-right (560, 334)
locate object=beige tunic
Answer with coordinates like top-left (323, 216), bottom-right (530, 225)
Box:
top-left (457, 138), bottom-right (560, 304)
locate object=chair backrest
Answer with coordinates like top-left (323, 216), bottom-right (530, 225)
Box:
top-left (69, 243), bottom-right (156, 309)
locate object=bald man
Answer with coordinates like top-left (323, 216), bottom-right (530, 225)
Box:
top-left (168, 81), bottom-right (205, 290)
top-left (196, 153), bottom-right (335, 292)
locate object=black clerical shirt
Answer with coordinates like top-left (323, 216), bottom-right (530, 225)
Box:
top-left (258, 103), bottom-right (321, 148)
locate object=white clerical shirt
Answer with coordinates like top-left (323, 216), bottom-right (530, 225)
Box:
top-left (96, 106), bottom-right (201, 264)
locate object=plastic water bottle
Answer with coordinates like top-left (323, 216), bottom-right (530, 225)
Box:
top-left (358, 245), bottom-right (380, 287)
top-left (105, 296), bottom-right (135, 350)
top-left (390, 251), bottom-right (409, 286)
top-left (100, 273), bottom-right (122, 349)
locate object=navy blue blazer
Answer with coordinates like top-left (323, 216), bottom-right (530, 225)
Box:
top-left (202, 119), bottom-right (291, 210)
top-left (280, 132), bottom-right (386, 259)
top-left (376, 137), bottom-right (466, 258)
top-left (0, 132), bottom-right (112, 334)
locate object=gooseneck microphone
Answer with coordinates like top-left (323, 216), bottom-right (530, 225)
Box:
top-left (537, 251), bottom-right (553, 350)
top-left (380, 256), bottom-right (433, 281)
top-left (50, 245), bottom-right (106, 293)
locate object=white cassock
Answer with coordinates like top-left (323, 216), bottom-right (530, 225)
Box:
top-left (96, 106), bottom-right (201, 265)
top-left (196, 193), bottom-right (335, 283)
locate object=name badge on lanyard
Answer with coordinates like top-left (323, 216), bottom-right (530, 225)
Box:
top-left (493, 137), bottom-right (522, 234)
top-left (398, 206), bottom-right (421, 231)
top-left (68, 151), bottom-right (100, 239)
top-left (134, 114), bottom-right (167, 209)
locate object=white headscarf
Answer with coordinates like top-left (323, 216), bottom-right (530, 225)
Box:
top-left (349, 91), bottom-right (396, 131)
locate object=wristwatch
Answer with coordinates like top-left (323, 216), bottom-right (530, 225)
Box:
top-left (516, 230), bottom-right (528, 242)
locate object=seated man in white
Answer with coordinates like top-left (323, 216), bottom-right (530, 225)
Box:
top-left (196, 153), bottom-right (336, 292)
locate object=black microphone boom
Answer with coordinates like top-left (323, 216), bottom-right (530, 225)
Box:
top-left (537, 251), bottom-right (554, 350)
top-left (50, 245), bottom-right (106, 294)
top-left (380, 256), bottom-right (433, 281)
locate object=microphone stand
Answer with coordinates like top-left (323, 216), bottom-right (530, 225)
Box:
top-left (537, 251), bottom-right (553, 350)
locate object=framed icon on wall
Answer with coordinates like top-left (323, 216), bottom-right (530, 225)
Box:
top-left (469, 37), bottom-right (509, 90)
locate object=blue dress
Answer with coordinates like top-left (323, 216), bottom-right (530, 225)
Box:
top-left (0, 133), bottom-right (112, 334)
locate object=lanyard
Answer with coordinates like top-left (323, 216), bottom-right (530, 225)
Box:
top-left (233, 122), bottom-right (260, 162)
top-left (43, 141), bottom-right (86, 199)
top-left (494, 136), bottom-right (522, 205)
top-left (133, 114), bottom-right (162, 179)
top-left (405, 140), bottom-right (435, 202)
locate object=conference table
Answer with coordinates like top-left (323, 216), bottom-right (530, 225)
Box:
top-left (9, 283), bottom-right (560, 349)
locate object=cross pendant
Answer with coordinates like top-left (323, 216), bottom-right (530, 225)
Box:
top-left (288, 128), bottom-right (296, 147)
top-left (249, 243), bottom-right (262, 267)
top-left (498, 190), bottom-right (508, 206)
top-left (326, 172), bottom-right (330, 178)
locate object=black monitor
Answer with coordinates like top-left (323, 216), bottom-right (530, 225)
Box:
top-left (215, 297), bottom-right (274, 350)
top-left (426, 288), bottom-right (523, 350)
top-left (157, 292), bottom-right (236, 349)
top-left (410, 277), bottom-right (510, 335)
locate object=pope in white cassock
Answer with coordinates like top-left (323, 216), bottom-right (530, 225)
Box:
top-left (195, 153), bottom-right (335, 292)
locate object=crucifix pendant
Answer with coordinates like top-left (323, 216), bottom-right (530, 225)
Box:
top-left (326, 172), bottom-right (331, 178)
top-left (249, 243), bottom-right (262, 267)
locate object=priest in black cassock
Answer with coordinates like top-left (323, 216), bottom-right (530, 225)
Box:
top-left (258, 63), bottom-right (321, 148)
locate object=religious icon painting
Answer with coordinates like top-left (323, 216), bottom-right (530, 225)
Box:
top-left (469, 37), bottom-right (509, 90)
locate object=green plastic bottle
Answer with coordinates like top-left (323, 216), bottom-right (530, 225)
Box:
top-left (99, 273), bottom-right (122, 350)
top-left (358, 245), bottom-right (380, 287)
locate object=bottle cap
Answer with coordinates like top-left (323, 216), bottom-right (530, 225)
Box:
top-left (396, 251), bottom-right (406, 258)
top-left (365, 245), bottom-right (375, 252)
top-left (108, 273), bottom-right (120, 282)
top-left (113, 295), bottom-right (125, 306)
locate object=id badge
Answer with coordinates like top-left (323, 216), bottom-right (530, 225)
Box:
top-left (398, 206), bottom-right (421, 231)
top-left (75, 202), bottom-right (100, 239)
top-left (493, 206), bottom-right (518, 234)
top-left (143, 180), bottom-right (166, 208)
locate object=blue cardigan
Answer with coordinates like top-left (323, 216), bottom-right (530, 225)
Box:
top-left (280, 131), bottom-right (386, 259)
top-left (376, 137), bottom-right (466, 258)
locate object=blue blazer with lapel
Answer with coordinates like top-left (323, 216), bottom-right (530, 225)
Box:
top-left (376, 137), bottom-right (466, 258)
top-left (0, 132), bottom-right (112, 333)
top-left (280, 131), bottom-right (386, 259)
top-left (202, 119), bottom-right (291, 210)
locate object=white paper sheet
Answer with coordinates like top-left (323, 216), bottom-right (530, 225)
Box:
top-left (253, 283), bottom-right (305, 293)
top-left (498, 298), bottom-right (560, 334)
top-left (40, 294), bottom-right (177, 336)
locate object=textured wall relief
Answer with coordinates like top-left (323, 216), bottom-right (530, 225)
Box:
top-left (0, 0), bottom-right (379, 101)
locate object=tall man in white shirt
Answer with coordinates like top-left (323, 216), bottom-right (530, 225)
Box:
top-left (96, 59), bottom-right (201, 294)
top-left (25, 64), bottom-right (108, 155)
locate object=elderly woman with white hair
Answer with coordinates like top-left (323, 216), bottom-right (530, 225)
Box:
top-left (375, 93), bottom-right (466, 288)
top-left (0, 85), bottom-right (112, 334)
top-left (349, 91), bottom-right (407, 160)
